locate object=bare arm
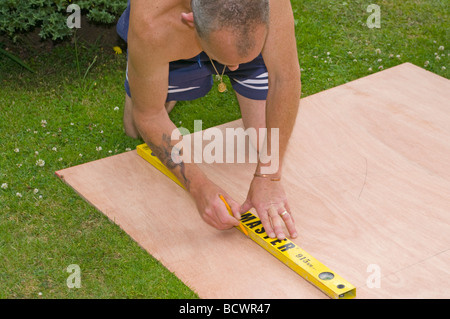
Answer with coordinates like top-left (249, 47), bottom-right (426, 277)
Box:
top-left (127, 1), bottom-right (241, 229)
top-left (261, 0), bottom-right (301, 175)
top-left (241, 0), bottom-right (301, 240)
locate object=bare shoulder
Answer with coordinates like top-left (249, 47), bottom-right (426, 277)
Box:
top-left (129, 1), bottom-right (172, 42)
top-left (266, 0), bottom-right (296, 43)
top-left (262, 0), bottom-right (299, 77)
top-left (125, 0), bottom-right (201, 111)
top-left (128, 0), bottom-right (200, 64)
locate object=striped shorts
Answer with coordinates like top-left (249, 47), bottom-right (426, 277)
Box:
top-left (124, 53), bottom-right (269, 101)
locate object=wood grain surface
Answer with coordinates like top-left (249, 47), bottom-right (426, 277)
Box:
top-left (56, 63), bottom-right (450, 299)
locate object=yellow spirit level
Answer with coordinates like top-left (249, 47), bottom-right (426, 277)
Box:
top-left (136, 143), bottom-right (356, 299)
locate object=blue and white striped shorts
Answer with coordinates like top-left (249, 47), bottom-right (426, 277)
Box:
top-left (124, 53), bottom-right (269, 101)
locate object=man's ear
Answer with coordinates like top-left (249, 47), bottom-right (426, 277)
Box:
top-left (181, 12), bottom-right (195, 28)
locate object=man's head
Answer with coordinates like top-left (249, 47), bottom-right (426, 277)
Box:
top-left (190, 0), bottom-right (270, 70)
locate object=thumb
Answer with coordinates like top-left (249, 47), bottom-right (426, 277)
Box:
top-left (240, 198), bottom-right (253, 215)
top-left (228, 200), bottom-right (242, 221)
top-left (219, 194), bottom-right (240, 226)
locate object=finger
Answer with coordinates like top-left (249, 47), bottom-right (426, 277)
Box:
top-left (203, 206), bottom-right (234, 230)
top-left (208, 212), bottom-right (236, 230)
top-left (279, 207), bottom-right (298, 239)
top-left (239, 198), bottom-right (253, 215)
top-left (256, 205), bottom-right (275, 238)
top-left (269, 206), bottom-right (286, 240)
top-left (216, 199), bottom-right (240, 228)
top-left (230, 201), bottom-right (242, 220)
top-left (221, 194), bottom-right (242, 220)
top-left (202, 210), bottom-right (222, 230)
top-left (284, 201), bottom-right (295, 223)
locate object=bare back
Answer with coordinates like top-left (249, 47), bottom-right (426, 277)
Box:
top-left (129, 0), bottom-right (201, 69)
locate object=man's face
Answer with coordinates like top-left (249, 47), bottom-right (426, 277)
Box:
top-left (199, 24), bottom-right (267, 71)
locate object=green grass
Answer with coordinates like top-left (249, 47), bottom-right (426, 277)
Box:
top-left (0, 0), bottom-right (448, 298)
top-left (0, 46), bottom-right (197, 299)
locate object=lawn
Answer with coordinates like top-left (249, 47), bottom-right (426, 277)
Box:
top-left (0, 0), bottom-right (448, 298)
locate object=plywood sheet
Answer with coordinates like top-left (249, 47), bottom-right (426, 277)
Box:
top-left (56, 63), bottom-right (450, 298)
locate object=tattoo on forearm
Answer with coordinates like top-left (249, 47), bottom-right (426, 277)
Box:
top-left (147, 133), bottom-right (191, 191)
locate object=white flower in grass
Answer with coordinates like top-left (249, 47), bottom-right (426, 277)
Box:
top-left (33, 189), bottom-right (39, 194)
top-left (125, 148), bottom-right (131, 152)
top-left (36, 159), bottom-right (45, 167)
top-left (16, 192), bottom-right (22, 198)
top-left (424, 61), bottom-right (430, 67)
top-left (14, 148), bottom-right (19, 153)
top-left (375, 48), bottom-right (381, 54)
top-left (438, 46), bottom-right (444, 51)
top-left (52, 147), bottom-right (57, 152)
top-left (96, 146), bottom-right (102, 152)
top-left (114, 106), bottom-right (120, 111)
top-left (79, 154), bottom-right (83, 157)
top-left (378, 65), bottom-right (384, 70)
top-left (435, 55), bottom-right (441, 61)
top-left (443, 66), bottom-right (447, 70)
top-left (1, 183), bottom-right (7, 190)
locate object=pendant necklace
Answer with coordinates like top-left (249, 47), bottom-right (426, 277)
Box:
top-left (209, 58), bottom-right (227, 93)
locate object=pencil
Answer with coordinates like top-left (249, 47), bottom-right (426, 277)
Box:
top-left (219, 195), bottom-right (249, 236)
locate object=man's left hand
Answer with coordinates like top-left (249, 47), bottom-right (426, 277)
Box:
top-left (240, 176), bottom-right (298, 240)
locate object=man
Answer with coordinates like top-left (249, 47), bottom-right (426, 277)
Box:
top-left (117, 0), bottom-right (301, 240)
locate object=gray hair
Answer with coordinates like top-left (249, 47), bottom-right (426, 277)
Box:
top-left (191, 0), bottom-right (270, 56)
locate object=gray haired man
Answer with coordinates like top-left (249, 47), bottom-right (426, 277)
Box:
top-left (117, 0), bottom-right (301, 240)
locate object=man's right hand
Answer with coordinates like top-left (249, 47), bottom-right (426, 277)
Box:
top-left (190, 177), bottom-right (242, 230)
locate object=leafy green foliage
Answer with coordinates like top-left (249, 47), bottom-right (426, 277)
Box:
top-left (0, 0), bottom-right (127, 41)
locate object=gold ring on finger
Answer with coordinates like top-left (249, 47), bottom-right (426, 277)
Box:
top-left (280, 210), bottom-right (289, 217)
